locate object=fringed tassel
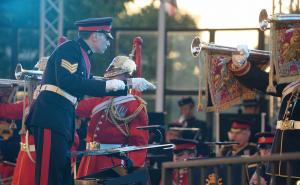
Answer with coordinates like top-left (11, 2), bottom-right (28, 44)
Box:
top-left (197, 53), bottom-right (204, 111)
top-left (267, 24), bottom-right (276, 94)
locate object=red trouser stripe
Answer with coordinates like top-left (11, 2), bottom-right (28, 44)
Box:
top-left (40, 129), bottom-right (51, 185)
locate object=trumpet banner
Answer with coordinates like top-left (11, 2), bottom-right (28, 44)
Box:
top-left (273, 23), bottom-right (300, 84)
top-left (202, 51), bottom-right (255, 112)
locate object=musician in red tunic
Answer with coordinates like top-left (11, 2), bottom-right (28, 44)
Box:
top-left (160, 138), bottom-right (198, 185)
top-left (76, 55), bottom-right (149, 177)
top-left (0, 87), bottom-right (34, 185)
top-left (1, 56), bottom-right (55, 185)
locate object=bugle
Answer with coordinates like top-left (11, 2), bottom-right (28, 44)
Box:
top-left (191, 37), bottom-right (270, 63)
top-left (15, 63), bottom-right (43, 80)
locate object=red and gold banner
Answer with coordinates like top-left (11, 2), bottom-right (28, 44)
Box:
top-left (203, 51), bottom-right (255, 112)
top-left (273, 21), bottom-right (300, 84)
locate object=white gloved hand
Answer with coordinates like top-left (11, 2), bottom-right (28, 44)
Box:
top-left (105, 79), bottom-right (126, 92)
top-left (129, 78), bottom-right (156, 92)
top-left (232, 45), bottom-right (250, 68)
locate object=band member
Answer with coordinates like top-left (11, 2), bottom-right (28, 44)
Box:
top-left (25, 17), bottom-right (155, 185)
top-left (165, 138), bottom-right (198, 185)
top-left (221, 119), bottom-right (257, 157)
top-left (0, 87), bottom-right (31, 185)
top-left (249, 132), bottom-right (274, 185)
top-left (172, 97), bottom-right (207, 141)
top-left (76, 55), bottom-right (149, 177)
top-left (228, 46), bottom-right (300, 184)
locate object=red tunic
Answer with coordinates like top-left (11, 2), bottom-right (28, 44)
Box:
top-left (0, 100), bottom-right (28, 120)
top-left (160, 169), bottom-right (189, 185)
top-left (76, 95), bottom-right (149, 177)
top-left (0, 161), bottom-right (15, 185)
top-left (11, 134), bottom-right (35, 185)
top-left (0, 101), bottom-right (34, 185)
top-left (0, 99), bottom-right (80, 184)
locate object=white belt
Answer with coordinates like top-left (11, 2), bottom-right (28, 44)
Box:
top-left (276, 120), bottom-right (300, 130)
top-left (20, 143), bottom-right (35, 152)
top-left (40, 84), bottom-right (77, 105)
top-left (86, 142), bottom-right (124, 151)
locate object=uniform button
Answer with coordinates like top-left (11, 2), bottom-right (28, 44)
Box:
top-left (289, 104), bottom-right (293, 108)
top-left (96, 127), bottom-right (100, 131)
top-left (98, 121), bottom-right (102, 124)
top-left (94, 134), bottom-right (97, 138)
top-left (101, 115), bottom-right (105, 118)
top-left (286, 111), bottom-right (290, 115)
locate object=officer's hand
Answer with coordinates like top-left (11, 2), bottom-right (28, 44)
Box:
top-left (105, 79), bottom-right (126, 92)
top-left (231, 45), bottom-right (249, 68)
top-left (129, 78), bottom-right (156, 92)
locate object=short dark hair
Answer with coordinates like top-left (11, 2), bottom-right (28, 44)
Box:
top-left (78, 31), bottom-right (93, 39)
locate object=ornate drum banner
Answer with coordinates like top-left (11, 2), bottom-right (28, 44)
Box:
top-left (271, 15), bottom-right (300, 84)
top-left (203, 50), bottom-right (256, 112)
top-left (191, 37), bottom-right (269, 112)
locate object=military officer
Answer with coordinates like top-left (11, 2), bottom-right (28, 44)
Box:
top-left (228, 46), bottom-right (300, 184)
top-left (221, 119), bottom-right (257, 157)
top-left (25, 17), bottom-right (155, 185)
top-left (76, 55), bottom-right (149, 178)
top-left (249, 132), bottom-right (274, 185)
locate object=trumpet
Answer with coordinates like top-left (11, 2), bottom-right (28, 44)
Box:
top-left (190, 37), bottom-right (270, 63)
top-left (259, 9), bottom-right (300, 31)
top-left (15, 63), bottom-right (43, 80)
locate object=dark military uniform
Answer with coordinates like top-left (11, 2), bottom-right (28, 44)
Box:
top-left (26, 17), bottom-right (128, 185)
top-left (229, 61), bottom-right (300, 183)
top-left (249, 132), bottom-right (274, 185)
top-left (181, 116), bottom-right (207, 141)
top-left (221, 143), bottom-right (257, 157)
top-left (176, 97), bottom-right (208, 141)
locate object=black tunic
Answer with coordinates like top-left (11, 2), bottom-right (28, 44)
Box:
top-left (26, 38), bottom-right (127, 141)
top-left (235, 63), bottom-right (300, 178)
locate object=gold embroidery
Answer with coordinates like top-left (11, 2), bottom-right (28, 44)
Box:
top-left (205, 173), bottom-right (223, 185)
top-left (61, 59), bottom-right (78, 74)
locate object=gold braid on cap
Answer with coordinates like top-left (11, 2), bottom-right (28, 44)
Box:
top-left (105, 96), bottom-right (147, 137)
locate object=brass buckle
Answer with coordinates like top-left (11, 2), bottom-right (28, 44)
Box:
top-left (20, 143), bottom-right (26, 150)
top-left (88, 142), bottom-right (100, 150)
top-left (280, 120), bottom-right (295, 130)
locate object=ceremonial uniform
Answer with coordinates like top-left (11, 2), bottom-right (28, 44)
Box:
top-left (229, 61), bottom-right (300, 183)
top-left (0, 161), bottom-right (15, 185)
top-left (76, 94), bottom-right (149, 177)
top-left (221, 120), bottom-right (257, 157)
top-left (25, 17), bottom-right (128, 185)
top-left (168, 138), bottom-right (198, 185)
top-left (175, 97), bottom-right (207, 141)
top-left (0, 100), bottom-right (35, 185)
top-left (220, 119), bottom-right (257, 185)
top-left (0, 100), bottom-right (28, 119)
top-left (221, 142), bottom-right (257, 157)
top-left (249, 132), bottom-right (274, 185)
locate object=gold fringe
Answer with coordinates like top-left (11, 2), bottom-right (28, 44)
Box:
top-left (197, 52), bottom-right (204, 111)
top-left (267, 24), bottom-right (277, 93)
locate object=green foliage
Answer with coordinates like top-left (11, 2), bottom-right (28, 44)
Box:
top-left (64, 0), bottom-right (134, 29)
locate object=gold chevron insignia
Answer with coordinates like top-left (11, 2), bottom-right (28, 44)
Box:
top-left (61, 59), bottom-right (78, 74)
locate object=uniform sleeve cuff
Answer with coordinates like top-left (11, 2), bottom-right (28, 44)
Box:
top-left (228, 60), bottom-right (251, 76)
